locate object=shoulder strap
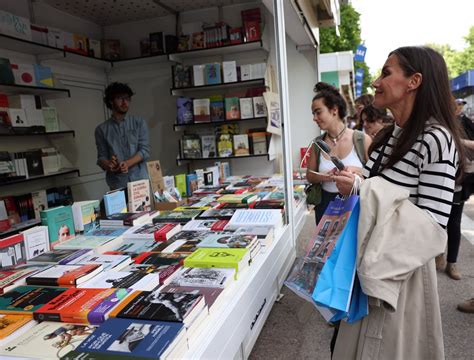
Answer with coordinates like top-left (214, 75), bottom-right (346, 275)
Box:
top-left (314, 133), bottom-right (325, 171)
top-left (352, 130), bottom-right (366, 163)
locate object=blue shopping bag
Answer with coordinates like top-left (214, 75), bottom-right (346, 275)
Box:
top-left (312, 195), bottom-right (363, 314)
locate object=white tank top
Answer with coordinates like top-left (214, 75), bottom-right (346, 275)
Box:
top-left (320, 146), bottom-right (363, 193)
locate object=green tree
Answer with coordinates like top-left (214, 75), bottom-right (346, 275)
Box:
top-left (319, 4), bottom-right (372, 94)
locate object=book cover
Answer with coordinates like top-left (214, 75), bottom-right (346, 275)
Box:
top-left (146, 160), bottom-right (165, 195)
top-left (204, 63), bottom-right (221, 85)
top-left (167, 230), bottom-right (213, 243)
top-left (233, 134), bottom-right (250, 156)
top-left (103, 39), bottom-right (121, 60)
top-left (186, 173), bottom-right (199, 197)
top-left (87, 227), bottom-right (128, 237)
top-left (107, 239), bottom-right (159, 257)
top-left (0, 266), bottom-right (45, 295)
top-left (250, 131), bottom-right (267, 154)
top-left (103, 189), bottom-right (127, 216)
top-left (71, 33), bottom-right (88, 54)
top-left (123, 223), bottom-right (181, 241)
top-left (67, 253), bottom-right (132, 272)
top-left (25, 149), bottom-right (44, 177)
top-left (173, 64), bottom-right (192, 88)
top-left (239, 97), bottom-right (254, 119)
top-left (209, 95), bottom-right (225, 122)
top-left (225, 97), bottom-right (240, 120)
top-left (127, 180), bottom-right (151, 213)
top-left (72, 200), bottom-right (100, 233)
top-left (0, 57), bottom-right (14, 85)
top-left (149, 32), bottom-right (165, 55)
top-left (176, 97), bottom-right (193, 124)
top-left (31, 190), bottom-right (48, 220)
top-left (41, 147), bottom-right (61, 174)
top-left (180, 135), bottom-right (202, 158)
top-left (196, 207), bottom-right (236, 220)
top-left (54, 235), bottom-right (118, 253)
top-left (0, 314), bottom-right (33, 341)
top-left (217, 134), bottom-right (233, 157)
top-left (100, 211), bottom-right (151, 228)
top-left (169, 267), bottom-right (235, 289)
top-left (198, 233), bottom-right (257, 249)
top-left (33, 287), bottom-right (117, 324)
top-left (40, 206), bottom-right (76, 248)
top-left (76, 318), bottom-right (184, 358)
top-left (0, 286), bottom-right (66, 314)
top-left (0, 321), bottom-right (95, 359)
top-left (26, 264), bottom-right (103, 287)
top-left (110, 290), bottom-right (204, 325)
top-left (28, 249), bottom-right (93, 265)
top-left (201, 135), bottom-right (217, 158)
top-left (253, 96), bottom-right (268, 117)
top-left (192, 64), bottom-right (205, 86)
top-left (161, 284), bottom-right (224, 311)
top-left (88, 38), bottom-right (101, 58)
top-left (191, 31), bottom-right (205, 49)
top-left (21, 225), bottom-right (49, 260)
top-left (193, 98), bottom-right (210, 122)
top-left (229, 27), bottom-right (243, 44)
top-left (0, 234), bottom-right (26, 268)
top-left (174, 174), bottom-right (187, 198)
top-left (152, 210), bottom-right (202, 225)
top-left (129, 253), bottom-right (182, 284)
top-left (33, 64), bottom-right (54, 87)
top-left (217, 193), bottom-right (259, 204)
top-left (79, 271), bottom-right (159, 292)
top-left (11, 63), bottom-right (35, 86)
top-left (184, 248), bottom-right (250, 276)
top-left (42, 107), bottom-right (59, 132)
top-left (0, 12), bottom-right (31, 40)
top-left (7, 108), bottom-right (28, 127)
top-left (222, 61), bottom-right (237, 83)
top-left (177, 35), bottom-right (190, 51)
top-left (226, 208), bottom-right (283, 230)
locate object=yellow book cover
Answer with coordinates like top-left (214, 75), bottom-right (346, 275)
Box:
top-left (0, 314), bottom-right (32, 339)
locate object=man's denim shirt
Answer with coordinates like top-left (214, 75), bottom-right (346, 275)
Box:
top-left (95, 114), bottom-right (150, 189)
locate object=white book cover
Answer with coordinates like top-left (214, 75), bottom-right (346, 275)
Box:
top-left (170, 267), bottom-right (235, 288)
top-left (205, 165), bottom-right (220, 186)
top-left (0, 11), bottom-right (31, 40)
top-left (7, 109), bottom-right (28, 127)
top-left (67, 253), bottom-right (132, 271)
top-left (25, 108), bottom-right (44, 127)
top-left (201, 135), bottom-right (217, 158)
top-left (31, 190), bottom-right (48, 219)
top-left (127, 179), bottom-right (151, 212)
top-left (41, 147), bottom-right (61, 174)
top-left (54, 235), bottom-right (118, 252)
top-left (253, 96), bottom-right (268, 117)
top-left (11, 63), bottom-right (36, 86)
top-left (47, 26), bottom-right (64, 48)
top-left (222, 61), bottom-right (237, 83)
top-left (78, 270), bottom-right (159, 291)
top-left (21, 226), bottom-right (50, 260)
top-left (240, 64), bottom-right (252, 81)
top-left (250, 62), bottom-right (267, 79)
top-left (226, 209), bottom-right (283, 230)
top-left (239, 98), bottom-right (254, 119)
top-left (182, 219), bottom-right (219, 231)
top-left (192, 64), bottom-right (205, 86)
top-left (163, 175), bottom-right (175, 190)
top-left (193, 98), bottom-right (210, 122)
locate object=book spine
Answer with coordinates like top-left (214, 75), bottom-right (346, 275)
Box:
top-left (26, 277), bottom-right (59, 286)
top-left (33, 311), bottom-right (62, 322)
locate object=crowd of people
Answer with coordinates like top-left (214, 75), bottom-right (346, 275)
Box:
top-left (305, 46), bottom-right (473, 358)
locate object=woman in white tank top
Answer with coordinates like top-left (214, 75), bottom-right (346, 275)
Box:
top-left (306, 82), bottom-right (372, 225)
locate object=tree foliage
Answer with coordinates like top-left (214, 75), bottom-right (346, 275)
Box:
top-left (319, 4), bottom-right (372, 94)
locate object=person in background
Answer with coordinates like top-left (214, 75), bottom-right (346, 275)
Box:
top-left (306, 82), bottom-right (371, 225)
top-left (437, 98), bottom-right (473, 279)
top-left (95, 82), bottom-right (150, 190)
top-left (353, 94), bottom-right (374, 130)
top-left (360, 105), bottom-right (393, 138)
top-left (332, 46), bottom-right (464, 359)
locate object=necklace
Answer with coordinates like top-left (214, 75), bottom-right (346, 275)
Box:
top-left (326, 126), bottom-right (346, 146)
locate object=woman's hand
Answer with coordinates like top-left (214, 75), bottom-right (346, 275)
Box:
top-left (333, 170), bottom-right (355, 195)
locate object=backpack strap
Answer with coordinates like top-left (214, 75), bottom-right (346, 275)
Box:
top-left (352, 130), bottom-right (366, 163)
top-left (314, 133), bottom-right (325, 172)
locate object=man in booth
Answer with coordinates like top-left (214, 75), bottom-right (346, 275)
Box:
top-left (95, 82), bottom-right (150, 190)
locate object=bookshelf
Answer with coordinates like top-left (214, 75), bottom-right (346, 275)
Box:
top-left (173, 117), bottom-right (266, 131)
top-left (0, 130), bottom-right (75, 137)
top-left (0, 83), bottom-right (70, 99)
top-left (177, 153), bottom-right (269, 164)
top-left (171, 78), bottom-right (265, 96)
top-left (0, 168), bottom-right (80, 187)
top-left (0, 218), bottom-right (41, 239)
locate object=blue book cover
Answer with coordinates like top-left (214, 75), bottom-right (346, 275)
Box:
top-left (33, 64), bottom-right (53, 87)
top-left (205, 63), bottom-right (221, 85)
top-left (77, 318), bottom-right (185, 358)
top-left (104, 190), bottom-right (127, 216)
top-left (186, 173), bottom-right (198, 197)
top-left (87, 227), bottom-right (129, 237)
top-left (176, 97), bottom-right (193, 124)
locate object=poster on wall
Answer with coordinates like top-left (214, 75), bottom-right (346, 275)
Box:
top-left (263, 91), bottom-right (281, 136)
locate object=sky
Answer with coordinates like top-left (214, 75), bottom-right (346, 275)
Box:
top-left (350, 0), bottom-right (474, 75)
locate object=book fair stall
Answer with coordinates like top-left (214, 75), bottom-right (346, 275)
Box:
top-left (0, 0), bottom-right (332, 358)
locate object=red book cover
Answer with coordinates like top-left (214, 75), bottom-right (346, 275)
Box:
top-left (33, 287), bottom-right (116, 324)
top-left (211, 220), bottom-right (229, 231)
top-left (154, 223), bottom-right (181, 241)
top-left (59, 264), bottom-right (101, 286)
top-left (243, 20), bottom-right (261, 42)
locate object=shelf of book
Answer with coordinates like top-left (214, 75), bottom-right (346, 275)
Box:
top-left (0, 130), bottom-right (75, 137)
top-left (173, 117), bottom-right (266, 131)
top-left (111, 53), bottom-right (170, 68)
top-left (0, 168), bottom-right (80, 187)
top-left (168, 40), bottom-right (267, 62)
top-left (177, 153), bottom-right (269, 164)
top-left (0, 83), bottom-right (70, 99)
top-left (171, 78), bottom-right (265, 96)
top-left (0, 218), bottom-right (41, 239)
top-left (183, 223), bottom-right (296, 359)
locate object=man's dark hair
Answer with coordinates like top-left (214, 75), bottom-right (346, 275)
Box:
top-left (103, 82), bottom-right (134, 109)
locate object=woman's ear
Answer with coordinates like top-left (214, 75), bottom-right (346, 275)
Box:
top-left (408, 73), bottom-right (422, 92)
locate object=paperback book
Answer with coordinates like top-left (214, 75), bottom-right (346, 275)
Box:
top-left (40, 205), bottom-right (76, 248)
top-left (103, 189), bottom-right (127, 216)
top-left (0, 286), bottom-right (67, 314)
top-left (54, 235), bottom-right (120, 254)
top-left (169, 267), bottom-right (235, 289)
top-left (152, 210), bottom-right (203, 225)
top-left (72, 200), bottom-right (100, 233)
top-left (123, 223), bottom-right (182, 241)
top-left (28, 249), bottom-right (92, 265)
top-left (78, 271), bottom-right (159, 292)
top-left (183, 248), bottom-right (250, 277)
top-left (127, 179), bottom-right (151, 212)
top-left (176, 97), bottom-right (193, 124)
top-left (26, 264), bottom-right (103, 287)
